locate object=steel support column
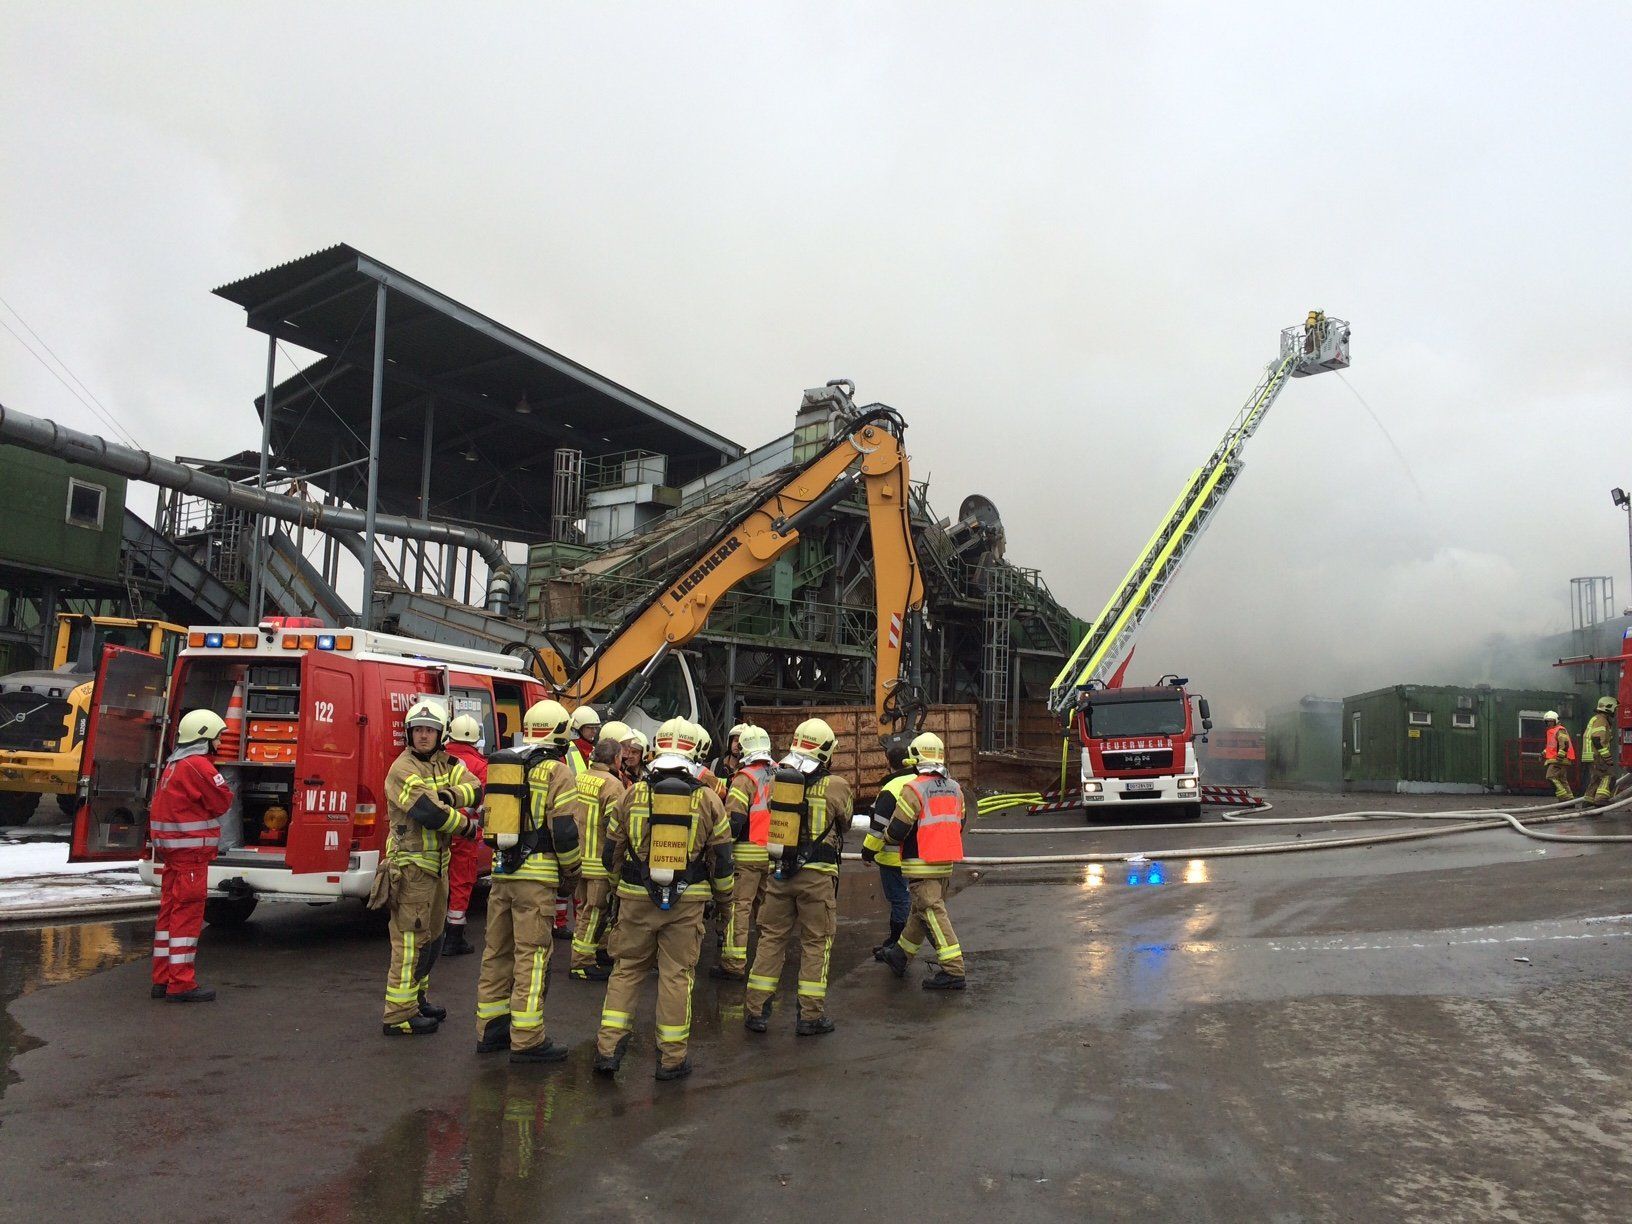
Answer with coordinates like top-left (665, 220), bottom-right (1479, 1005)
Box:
top-left (361, 284), bottom-right (387, 629)
top-left (248, 335), bottom-right (276, 619)
top-left (415, 397), bottom-right (435, 591)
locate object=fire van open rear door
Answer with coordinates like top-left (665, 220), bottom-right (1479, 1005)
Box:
top-left (69, 646), bottom-right (168, 862)
top-left (287, 652), bottom-right (360, 875)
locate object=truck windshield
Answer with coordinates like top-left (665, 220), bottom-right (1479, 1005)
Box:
top-left (1085, 698), bottom-right (1186, 738)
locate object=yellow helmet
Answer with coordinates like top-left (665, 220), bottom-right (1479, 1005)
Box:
top-left (790, 717), bottom-right (837, 764)
top-left (727, 722), bottom-right (748, 746)
top-left (1597, 695), bottom-right (1619, 713)
top-left (522, 699), bottom-right (572, 745)
top-left (738, 724), bottom-right (773, 760)
top-left (599, 720), bottom-right (633, 746)
top-left (404, 699), bottom-right (450, 743)
top-left (655, 717), bottom-right (701, 759)
top-left (695, 726), bottom-right (713, 759)
top-left (628, 728), bottom-right (649, 751)
top-left (447, 713), bottom-right (484, 744)
top-left (569, 705), bottom-right (602, 740)
top-left (909, 731), bottom-right (946, 768)
top-left (177, 708), bottom-right (227, 746)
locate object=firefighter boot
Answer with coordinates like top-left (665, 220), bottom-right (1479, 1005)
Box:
top-left (708, 962), bottom-right (745, 981)
top-left (384, 1015), bottom-right (440, 1036)
top-left (593, 1032), bottom-right (632, 1077)
top-left (873, 919), bottom-right (905, 961)
top-left (443, 922), bottom-right (475, 957)
top-left (796, 1016), bottom-right (836, 1037)
top-left (880, 944), bottom-right (908, 980)
top-left (923, 970), bottom-right (967, 991)
top-left (166, 987), bottom-right (217, 1003)
top-left (510, 1041), bottom-right (569, 1065)
top-left (418, 992), bottom-right (448, 1022)
top-left (150, 983), bottom-right (167, 999)
top-left (655, 1056), bottom-right (693, 1082)
top-left (744, 998), bottom-right (774, 1033)
top-left (475, 1016), bottom-right (511, 1054)
top-left (570, 964), bottom-right (611, 982)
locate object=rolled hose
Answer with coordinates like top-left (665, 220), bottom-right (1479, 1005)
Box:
top-left (844, 779), bottom-right (1632, 865)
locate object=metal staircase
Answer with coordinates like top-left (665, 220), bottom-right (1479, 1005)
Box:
top-left (1049, 314), bottom-right (1351, 711)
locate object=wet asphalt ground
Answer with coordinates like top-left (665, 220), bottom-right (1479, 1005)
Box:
top-left (2, 790), bottom-right (1630, 1223)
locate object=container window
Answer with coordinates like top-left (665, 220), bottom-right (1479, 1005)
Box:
top-left (1518, 710), bottom-right (1545, 744)
top-left (1451, 711), bottom-right (1476, 730)
top-left (1407, 710), bottom-right (1432, 727)
top-left (1350, 712), bottom-right (1362, 755)
top-left (66, 479), bottom-right (106, 529)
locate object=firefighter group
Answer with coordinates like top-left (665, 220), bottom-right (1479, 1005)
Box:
top-left (1542, 699), bottom-right (1622, 805)
top-left (145, 696), bottom-right (971, 1081)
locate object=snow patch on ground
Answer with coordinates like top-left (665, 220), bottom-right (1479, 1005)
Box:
top-left (0, 840), bottom-right (137, 879)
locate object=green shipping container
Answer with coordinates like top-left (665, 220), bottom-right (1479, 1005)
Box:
top-left (0, 446), bottom-right (127, 581)
top-left (1341, 684), bottom-right (1582, 793)
top-left (1265, 697), bottom-right (1343, 791)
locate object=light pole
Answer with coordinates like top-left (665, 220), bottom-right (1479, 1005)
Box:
top-left (1613, 487), bottom-right (1632, 614)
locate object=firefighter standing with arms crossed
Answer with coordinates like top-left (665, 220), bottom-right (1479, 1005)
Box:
top-left (380, 700), bottom-right (483, 1035)
top-left (743, 718), bottom-right (854, 1036)
top-left (593, 718), bottom-right (734, 1081)
top-left (878, 731), bottom-right (969, 990)
top-left (1582, 695), bottom-right (1620, 806)
top-left (569, 721), bottom-right (631, 982)
top-left (711, 724), bottom-right (775, 980)
top-left (1542, 710), bottom-right (1577, 803)
top-left (149, 709), bottom-right (235, 1002)
top-left (441, 713), bottom-right (490, 957)
top-left (474, 700), bottom-right (582, 1062)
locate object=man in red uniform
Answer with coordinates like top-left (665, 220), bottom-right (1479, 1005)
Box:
top-left (149, 709), bottom-right (235, 1002)
top-left (442, 714), bottom-right (489, 956)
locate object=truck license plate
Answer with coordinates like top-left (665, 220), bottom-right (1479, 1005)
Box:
top-left (1125, 780), bottom-right (1154, 792)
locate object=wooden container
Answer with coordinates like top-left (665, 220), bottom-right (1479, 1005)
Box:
top-left (738, 703), bottom-right (979, 801)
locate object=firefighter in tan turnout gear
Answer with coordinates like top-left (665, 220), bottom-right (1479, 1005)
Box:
top-left (1542, 711), bottom-right (1577, 803)
top-left (879, 731), bottom-right (969, 990)
top-left (474, 700), bottom-right (583, 1063)
top-left (1582, 695), bottom-right (1620, 806)
top-left (569, 720), bottom-right (631, 982)
top-left (380, 700), bottom-right (484, 1036)
top-left (594, 718), bottom-right (734, 1081)
top-left (711, 724), bottom-right (776, 980)
top-left (743, 718), bottom-right (854, 1036)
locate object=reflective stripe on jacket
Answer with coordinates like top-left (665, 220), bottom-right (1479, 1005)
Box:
top-left (149, 748), bottom-right (234, 854)
top-left (497, 755), bottom-right (582, 885)
top-left (726, 761), bottom-right (773, 864)
top-left (779, 773), bottom-right (854, 877)
top-left (1544, 724), bottom-right (1576, 763)
top-left (863, 770), bottom-right (914, 868)
top-left (576, 765), bottom-right (624, 880)
top-left (1583, 714), bottom-right (1612, 763)
top-left (893, 771), bottom-right (968, 877)
top-left (610, 778), bottom-right (731, 902)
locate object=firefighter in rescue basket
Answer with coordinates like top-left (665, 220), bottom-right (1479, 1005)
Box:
top-left (378, 699), bottom-right (484, 1036)
top-left (592, 717), bottom-right (734, 1082)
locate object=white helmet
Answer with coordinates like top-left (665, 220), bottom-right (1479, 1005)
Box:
top-left (790, 717), bottom-right (837, 765)
top-left (404, 699), bottom-right (450, 745)
top-left (738, 725), bottom-right (773, 761)
top-left (177, 708), bottom-right (227, 746)
top-left (909, 731), bottom-right (946, 768)
top-left (570, 705), bottom-right (602, 742)
top-left (655, 718), bottom-right (700, 760)
top-left (1543, 710), bottom-right (1560, 723)
top-left (599, 720), bottom-right (633, 746)
top-left (448, 713), bottom-right (483, 744)
top-left (523, 699), bottom-right (572, 746)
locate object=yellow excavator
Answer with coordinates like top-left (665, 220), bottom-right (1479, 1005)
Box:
top-left (518, 384), bottom-right (928, 744)
top-left (0, 613), bottom-right (185, 825)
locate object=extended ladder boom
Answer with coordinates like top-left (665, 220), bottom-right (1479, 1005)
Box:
top-left (1048, 313), bottom-right (1350, 712)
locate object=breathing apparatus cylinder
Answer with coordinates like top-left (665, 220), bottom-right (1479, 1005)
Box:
top-left (766, 763), bottom-right (807, 860)
top-left (483, 746), bottom-right (532, 849)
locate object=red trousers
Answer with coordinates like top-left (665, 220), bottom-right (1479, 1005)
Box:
top-left (447, 835), bottom-right (481, 925)
top-left (153, 852), bottom-right (210, 994)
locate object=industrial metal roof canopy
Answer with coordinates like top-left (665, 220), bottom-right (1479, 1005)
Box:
top-left (213, 244), bottom-right (742, 544)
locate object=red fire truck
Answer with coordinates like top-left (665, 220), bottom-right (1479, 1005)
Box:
top-left (69, 618), bottom-right (551, 925)
top-left (1075, 676), bottom-right (1212, 816)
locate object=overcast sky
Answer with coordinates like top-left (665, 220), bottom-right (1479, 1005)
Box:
top-left (4, 2), bottom-right (1630, 721)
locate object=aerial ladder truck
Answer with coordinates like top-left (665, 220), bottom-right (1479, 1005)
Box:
top-left (1047, 312), bottom-right (1351, 811)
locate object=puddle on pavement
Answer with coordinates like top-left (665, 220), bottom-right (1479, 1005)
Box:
top-left (0, 917), bottom-right (150, 1097)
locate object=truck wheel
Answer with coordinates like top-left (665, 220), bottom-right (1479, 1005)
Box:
top-left (204, 895), bottom-right (259, 927)
top-left (0, 792), bottom-right (40, 827)
top-left (55, 792), bottom-right (78, 818)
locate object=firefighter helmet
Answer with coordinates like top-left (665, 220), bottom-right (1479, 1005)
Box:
top-left (405, 699), bottom-right (450, 746)
top-left (599, 720), bottom-right (633, 746)
top-left (1544, 710), bottom-right (1560, 723)
top-left (1597, 695), bottom-right (1619, 713)
top-left (696, 727), bottom-right (713, 760)
top-left (790, 717), bottom-right (836, 764)
top-left (522, 699), bottom-right (572, 745)
top-left (654, 717), bottom-right (700, 759)
top-left (738, 724), bottom-right (773, 761)
top-left (629, 728), bottom-right (650, 754)
top-left (884, 732), bottom-right (918, 771)
top-left (909, 731), bottom-right (946, 768)
top-left (569, 705), bottom-right (602, 742)
top-left (727, 722), bottom-right (748, 746)
top-left (177, 708), bottom-right (227, 746)
top-left (448, 713), bottom-right (483, 744)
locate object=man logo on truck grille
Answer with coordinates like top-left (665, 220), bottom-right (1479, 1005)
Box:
top-left (668, 537), bottom-right (742, 601)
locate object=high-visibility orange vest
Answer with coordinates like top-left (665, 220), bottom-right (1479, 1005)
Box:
top-left (740, 761), bottom-right (773, 846)
top-left (1545, 725), bottom-right (1577, 762)
top-left (906, 773), bottom-right (965, 865)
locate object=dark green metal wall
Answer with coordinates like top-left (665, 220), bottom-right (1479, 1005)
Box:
top-left (1265, 699), bottom-right (1343, 790)
top-left (0, 446), bottom-right (127, 581)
